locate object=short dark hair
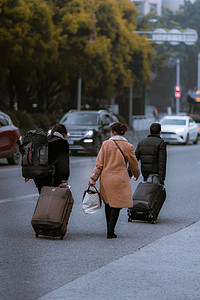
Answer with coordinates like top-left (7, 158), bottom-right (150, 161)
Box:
top-left (110, 122), bottom-right (128, 136)
top-left (150, 123), bottom-right (161, 135)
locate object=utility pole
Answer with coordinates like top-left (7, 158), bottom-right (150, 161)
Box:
top-left (77, 77), bottom-right (81, 111)
top-left (129, 83), bottom-right (133, 127)
top-left (197, 53), bottom-right (200, 91)
top-left (176, 58), bottom-right (180, 114)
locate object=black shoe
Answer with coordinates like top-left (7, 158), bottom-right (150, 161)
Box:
top-left (107, 233), bottom-right (117, 239)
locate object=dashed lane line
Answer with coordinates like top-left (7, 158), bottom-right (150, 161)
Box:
top-left (0, 193), bottom-right (38, 203)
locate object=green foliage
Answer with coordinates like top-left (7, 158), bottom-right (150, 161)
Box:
top-left (14, 111), bottom-right (34, 129)
top-left (47, 113), bottom-right (61, 126)
top-left (31, 113), bottom-right (51, 130)
top-left (1, 109), bottom-right (20, 127)
top-left (0, 0), bottom-right (155, 112)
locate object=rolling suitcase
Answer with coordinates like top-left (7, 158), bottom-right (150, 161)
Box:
top-left (127, 175), bottom-right (166, 224)
top-left (31, 186), bottom-right (74, 239)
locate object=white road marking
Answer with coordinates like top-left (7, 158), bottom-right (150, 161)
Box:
top-left (0, 193), bottom-right (38, 203)
top-left (0, 166), bottom-right (21, 172)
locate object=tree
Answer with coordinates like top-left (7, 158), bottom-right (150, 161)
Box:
top-left (0, 0), bottom-right (155, 113)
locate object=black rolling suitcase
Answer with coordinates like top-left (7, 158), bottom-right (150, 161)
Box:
top-left (127, 174), bottom-right (166, 224)
top-left (31, 186), bottom-right (74, 239)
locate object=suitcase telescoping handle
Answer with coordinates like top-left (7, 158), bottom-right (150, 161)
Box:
top-left (146, 174), bottom-right (161, 184)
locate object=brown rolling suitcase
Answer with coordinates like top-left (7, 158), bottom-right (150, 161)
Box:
top-left (31, 186), bottom-right (74, 239)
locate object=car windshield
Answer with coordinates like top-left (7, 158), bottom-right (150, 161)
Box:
top-left (62, 113), bottom-right (99, 126)
top-left (161, 119), bottom-right (186, 126)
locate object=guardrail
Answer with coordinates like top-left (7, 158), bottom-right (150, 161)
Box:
top-left (132, 116), bottom-right (156, 131)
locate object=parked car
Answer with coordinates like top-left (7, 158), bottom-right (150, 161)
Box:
top-left (58, 110), bottom-right (119, 155)
top-left (160, 115), bottom-right (199, 144)
top-left (0, 111), bottom-right (21, 164)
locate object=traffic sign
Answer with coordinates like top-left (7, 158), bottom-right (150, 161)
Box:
top-left (184, 29), bottom-right (198, 45)
top-left (151, 28), bottom-right (198, 45)
top-left (152, 28), bottom-right (166, 45)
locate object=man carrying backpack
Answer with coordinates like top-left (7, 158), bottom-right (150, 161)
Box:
top-left (135, 122), bottom-right (167, 184)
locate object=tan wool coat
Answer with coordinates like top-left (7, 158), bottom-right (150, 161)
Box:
top-left (90, 136), bottom-right (140, 208)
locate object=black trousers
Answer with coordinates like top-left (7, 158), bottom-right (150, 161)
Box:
top-left (105, 203), bottom-right (120, 234)
top-left (34, 176), bottom-right (52, 194)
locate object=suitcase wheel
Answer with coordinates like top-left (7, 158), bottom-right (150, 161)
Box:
top-left (60, 230), bottom-right (66, 240)
top-left (149, 214), bottom-right (156, 224)
top-left (35, 233), bottom-right (39, 238)
top-left (151, 219), bottom-right (156, 224)
top-left (128, 217), bottom-right (133, 223)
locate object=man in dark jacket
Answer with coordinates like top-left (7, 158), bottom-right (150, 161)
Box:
top-left (135, 123), bottom-right (166, 184)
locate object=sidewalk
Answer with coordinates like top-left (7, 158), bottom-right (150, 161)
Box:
top-left (38, 221), bottom-right (200, 300)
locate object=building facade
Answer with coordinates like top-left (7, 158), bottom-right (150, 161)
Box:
top-left (131, 0), bottom-right (162, 16)
top-left (132, 0), bottom-right (195, 15)
top-left (162, 0), bottom-right (184, 12)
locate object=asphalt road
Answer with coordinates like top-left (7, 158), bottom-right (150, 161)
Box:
top-left (1, 140), bottom-right (200, 300)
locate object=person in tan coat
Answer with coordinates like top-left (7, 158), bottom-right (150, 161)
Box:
top-left (89, 122), bottom-right (140, 239)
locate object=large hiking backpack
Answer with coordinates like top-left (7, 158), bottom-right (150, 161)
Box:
top-left (20, 128), bottom-right (49, 179)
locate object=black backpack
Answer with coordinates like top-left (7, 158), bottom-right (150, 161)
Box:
top-left (20, 128), bottom-right (50, 179)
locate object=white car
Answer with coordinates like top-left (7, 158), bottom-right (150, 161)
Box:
top-left (160, 115), bottom-right (199, 144)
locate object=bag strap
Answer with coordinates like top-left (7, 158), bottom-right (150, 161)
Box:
top-left (49, 159), bottom-right (58, 168)
top-left (87, 186), bottom-right (99, 193)
top-left (113, 140), bottom-right (127, 166)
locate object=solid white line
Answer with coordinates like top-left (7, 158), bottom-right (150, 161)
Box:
top-left (0, 166), bottom-right (21, 172)
top-left (0, 193), bottom-right (38, 203)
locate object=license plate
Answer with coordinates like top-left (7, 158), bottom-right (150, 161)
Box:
top-left (162, 134), bottom-right (173, 139)
top-left (68, 140), bottom-right (74, 145)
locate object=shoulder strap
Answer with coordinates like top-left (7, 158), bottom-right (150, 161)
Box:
top-left (113, 140), bottom-right (127, 166)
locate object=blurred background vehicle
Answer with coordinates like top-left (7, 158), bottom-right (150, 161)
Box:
top-left (0, 111), bottom-right (21, 164)
top-left (160, 115), bottom-right (199, 145)
top-left (190, 115), bottom-right (200, 136)
top-left (58, 109), bottom-right (119, 155)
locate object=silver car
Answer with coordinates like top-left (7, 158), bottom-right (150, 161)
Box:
top-left (160, 115), bottom-right (199, 144)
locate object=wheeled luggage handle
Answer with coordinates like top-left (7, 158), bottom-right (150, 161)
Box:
top-left (58, 184), bottom-right (71, 189)
top-left (146, 174), bottom-right (161, 184)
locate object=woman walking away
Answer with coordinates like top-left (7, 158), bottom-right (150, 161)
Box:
top-left (34, 124), bottom-right (70, 193)
top-left (89, 122), bottom-right (140, 239)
